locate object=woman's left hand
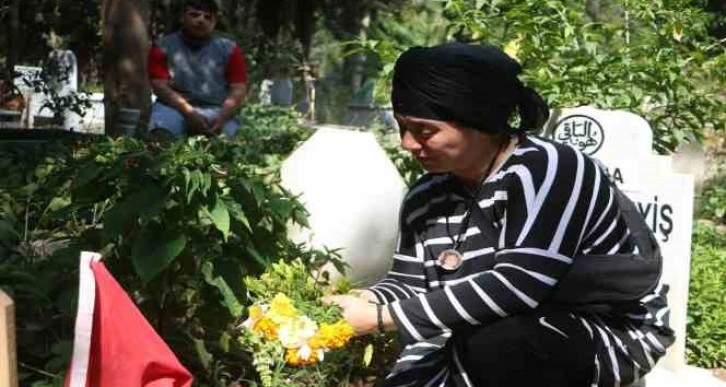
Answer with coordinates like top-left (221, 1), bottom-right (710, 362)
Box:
top-left (323, 295), bottom-right (379, 336)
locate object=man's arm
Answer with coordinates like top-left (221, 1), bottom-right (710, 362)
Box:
top-left (148, 45), bottom-right (210, 133)
top-left (209, 45), bottom-right (248, 133)
top-left (210, 83), bottom-right (246, 132)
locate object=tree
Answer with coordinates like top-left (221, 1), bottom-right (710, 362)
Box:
top-left (363, 0), bottom-right (725, 152)
top-left (102, 0), bottom-right (150, 137)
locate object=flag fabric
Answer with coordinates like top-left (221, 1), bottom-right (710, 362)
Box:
top-left (66, 252), bottom-right (193, 387)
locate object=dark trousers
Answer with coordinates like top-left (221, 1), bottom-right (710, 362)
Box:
top-left (457, 312), bottom-right (596, 386)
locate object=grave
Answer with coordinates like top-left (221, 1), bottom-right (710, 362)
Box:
top-left (545, 106), bottom-right (720, 385)
top-left (12, 50), bottom-right (98, 131)
top-left (280, 126), bottom-right (407, 285)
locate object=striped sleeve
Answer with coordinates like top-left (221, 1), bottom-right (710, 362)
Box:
top-left (389, 139), bottom-right (605, 344)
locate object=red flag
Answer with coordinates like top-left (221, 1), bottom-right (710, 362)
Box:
top-left (66, 252), bottom-right (193, 387)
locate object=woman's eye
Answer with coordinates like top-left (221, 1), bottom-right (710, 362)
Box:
top-left (419, 128), bottom-right (436, 137)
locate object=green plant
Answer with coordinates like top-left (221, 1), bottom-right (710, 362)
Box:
top-left (697, 174), bottom-right (726, 223)
top-left (686, 221), bottom-right (726, 368)
top-left (0, 105), bottom-right (321, 386)
top-left (357, 0), bottom-right (726, 153)
top-left (63, 136), bottom-right (313, 384)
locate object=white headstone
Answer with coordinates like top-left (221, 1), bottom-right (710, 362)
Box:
top-left (47, 49), bottom-right (83, 131)
top-left (623, 172), bottom-right (694, 372)
top-left (280, 126), bottom-right (407, 285)
top-left (547, 106), bottom-right (695, 373)
top-left (15, 50), bottom-right (85, 130)
top-left (549, 106), bottom-right (654, 190)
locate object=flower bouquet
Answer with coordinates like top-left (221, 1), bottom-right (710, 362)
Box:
top-left (238, 259), bottom-right (369, 386)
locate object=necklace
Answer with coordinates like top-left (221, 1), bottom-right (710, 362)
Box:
top-left (436, 138), bottom-right (509, 271)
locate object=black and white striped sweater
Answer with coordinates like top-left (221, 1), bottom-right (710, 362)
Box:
top-left (369, 136), bottom-right (674, 386)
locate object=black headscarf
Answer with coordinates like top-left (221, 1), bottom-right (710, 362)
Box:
top-left (391, 42), bottom-right (549, 134)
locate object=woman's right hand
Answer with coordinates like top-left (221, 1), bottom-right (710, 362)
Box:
top-left (349, 289), bottom-right (379, 303)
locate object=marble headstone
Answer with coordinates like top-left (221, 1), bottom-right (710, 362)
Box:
top-left (280, 126), bottom-right (407, 285)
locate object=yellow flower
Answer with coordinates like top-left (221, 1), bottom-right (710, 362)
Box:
top-left (503, 35), bottom-right (524, 62)
top-left (252, 317), bottom-right (278, 340)
top-left (267, 293), bottom-right (299, 324)
top-left (240, 304), bottom-right (266, 330)
top-left (285, 346), bottom-right (321, 366)
top-left (310, 321), bottom-right (355, 350)
top-left (249, 305), bottom-right (264, 320)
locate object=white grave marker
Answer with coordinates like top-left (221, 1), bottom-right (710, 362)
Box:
top-left (550, 106), bottom-right (653, 190)
top-left (547, 106), bottom-right (695, 373)
top-left (280, 126), bottom-right (407, 285)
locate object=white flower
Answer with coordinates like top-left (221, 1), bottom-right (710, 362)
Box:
top-left (298, 344), bottom-right (312, 360)
top-left (277, 315), bottom-right (318, 349)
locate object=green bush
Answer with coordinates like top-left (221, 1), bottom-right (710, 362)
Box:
top-left (686, 221), bottom-right (726, 369)
top-left (696, 175), bottom-right (726, 224)
top-left (0, 105), bottom-right (333, 386)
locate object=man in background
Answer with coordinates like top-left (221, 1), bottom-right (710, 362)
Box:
top-left (147, 0), bottom-right (247, 139)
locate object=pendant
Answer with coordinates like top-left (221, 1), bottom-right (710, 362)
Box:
top-left (437, 249), bottom-right (463, 271)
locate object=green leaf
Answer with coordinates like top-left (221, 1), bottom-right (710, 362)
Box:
top-left (0, 220), bottom-right (20, 248)
top-left (131, 224), bottom-right (187, 283)
top-left (186, 170), bottom-right (203, 203)
top-left (204, 197), bottom-right (230, 240)
top-left (73, 163), bottom-right (104, 188)
top-left (201, 261), bottom-right (243, 317)
top-left (192, 337), bottom-right (213, 371)
top-left (47, 197), bottom-right (71, 212)
top-left (219, 331), bottom-right (232, 353)
top-left (225, 200), bottom-right (252, 232)
top-left (103, 182), bottom-right (166, 239)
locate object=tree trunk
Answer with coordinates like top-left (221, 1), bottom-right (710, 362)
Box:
top-left (7, 0), bottom-right (20, 83)
top-left (102, 0), bottom-right (151, 137)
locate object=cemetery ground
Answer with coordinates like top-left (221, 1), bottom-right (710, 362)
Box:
top-left (0, 108), bottom-right (724, 385)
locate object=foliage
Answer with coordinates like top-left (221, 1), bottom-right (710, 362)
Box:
top-left (696, 173), bottom-right (726, 223)
top-left (238, 103), bottom-right (313, 166)
top-left (357, 0), bottom-right (726, 152)
top-left (686, 221), bottom-right (726, 368)
top-left (0, 105), bottom-right (326, 386)
top-left (449, 0), bottom-right (726, 152)
top-left (0, 138), bottom-right (88, 385)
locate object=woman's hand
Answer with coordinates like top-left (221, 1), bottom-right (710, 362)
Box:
top-left (348, 289), bottom-right (379, 303)
top-left (323, 295), bottom-right (395, 336)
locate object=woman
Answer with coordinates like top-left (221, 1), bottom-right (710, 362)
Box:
top-left (325, 43), bottom-right (673, 386)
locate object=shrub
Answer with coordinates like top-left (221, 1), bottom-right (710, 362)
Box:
top-left (696, 175), bottom-right (726, 224)
top-left (0, 105), bottom-right (329, 386)
top-left (686, 221), bottom-right (726, 369)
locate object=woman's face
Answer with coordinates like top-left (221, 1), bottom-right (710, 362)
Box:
top-left (396, 114), bottom-right (496, 178)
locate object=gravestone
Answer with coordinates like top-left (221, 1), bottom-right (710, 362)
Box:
top-left (280, 126), bottom-right (407, 285)
top-left (15, 50), bottom-right (86, 130)
top-left (47, 49), bottom-right (83, 131)
top-left (546, 106), bottom-right (695, 373)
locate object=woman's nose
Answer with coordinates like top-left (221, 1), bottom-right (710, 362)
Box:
top-left (400, 131), bottom-right (422, 152)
